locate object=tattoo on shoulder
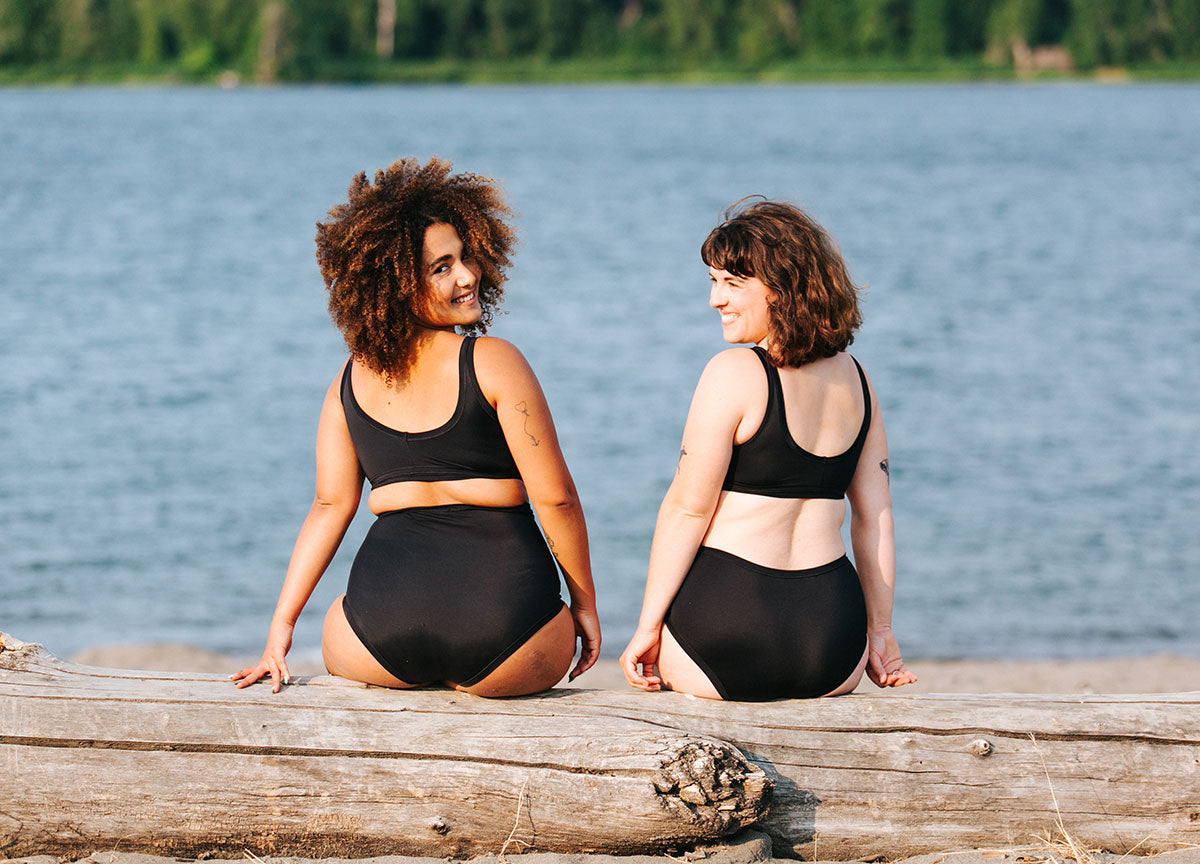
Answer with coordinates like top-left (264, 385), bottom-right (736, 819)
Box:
top-left (880, 458), bottom-right (890, 484)
top-left (514, 401), bottom-right (540, 447)
top-left (676, 446), bottom-right (688, 474)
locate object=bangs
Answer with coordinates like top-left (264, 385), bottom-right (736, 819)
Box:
top-left (700, 221), bottom-right (761, 279)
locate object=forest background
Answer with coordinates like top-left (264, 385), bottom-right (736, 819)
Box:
top-left (1, 0), bottom-right (1198, 85)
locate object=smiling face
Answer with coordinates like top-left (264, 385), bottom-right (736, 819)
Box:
top-left (419, 221), bottom-right (483, 330)
top-left (709, 267), bottom-right (772, 347)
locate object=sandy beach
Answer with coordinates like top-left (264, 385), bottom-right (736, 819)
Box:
top-left (67, 643), bottom-right (1200, 695)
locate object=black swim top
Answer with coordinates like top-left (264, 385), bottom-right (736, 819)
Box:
top-left (340, 337), bottom-right (521, 489)
top-left (721, 348), bottom-right (871, 500)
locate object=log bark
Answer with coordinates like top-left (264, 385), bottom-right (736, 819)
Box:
top-left (0, 635), bottom-right (768, 859)
top-left (4, 632), bottom-right (1200, 860)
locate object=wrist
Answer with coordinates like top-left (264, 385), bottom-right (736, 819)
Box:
top-left (868, 622), bottom-right (893, 634)
top-left (567, 592), bottom-right (597, 611)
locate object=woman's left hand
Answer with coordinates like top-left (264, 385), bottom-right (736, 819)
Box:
top-left (619, 626), bottom-right (664, 691)
top-left (569, 603), bottom-right (601, 681)
top-left (866, 625), bottom-right (917, 688)
top-left (231, 619), bottom-right (295, 693)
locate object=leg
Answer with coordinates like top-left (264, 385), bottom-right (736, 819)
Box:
top-left (657, 623), bottom-right (723, 700)
top-left (322, 594), bottom-right (418, 688)
top-left (459, 605), bottom-right (575, 698)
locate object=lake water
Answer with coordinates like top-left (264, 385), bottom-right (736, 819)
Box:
top-left (2, 83), bottom-right (1198, 663)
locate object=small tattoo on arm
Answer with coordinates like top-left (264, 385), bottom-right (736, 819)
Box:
top-left (514, 401), bottom-right (540, 447)
top-left (676, 446), bottom-right (688, 474)
top-left (880, 458), bottom-right (890, 484)
top-left (545, 534), bottom-right (559, 558)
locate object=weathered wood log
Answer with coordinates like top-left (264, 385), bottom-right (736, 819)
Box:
top-left (578, 684), bottom-right (1200, 859)
top-left (0, 634), bottom-right (769, 859)
top-left (4, 631), bottom-right (1200, 860)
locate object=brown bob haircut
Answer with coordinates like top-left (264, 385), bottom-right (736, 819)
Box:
top-left (701, 199), bottom-right (862, 367)
top-left (315, 156), bottom-right (515, 382)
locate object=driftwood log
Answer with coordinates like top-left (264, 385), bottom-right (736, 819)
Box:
top-left (4, 631), bottom-right (1200, 860)
top-left (0, 634), bottom-right (768, 858)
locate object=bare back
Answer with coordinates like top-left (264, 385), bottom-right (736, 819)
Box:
top-left (346, 331), bottom-right (528, 514)
top-left (702, 352), bottom-right (872, 569)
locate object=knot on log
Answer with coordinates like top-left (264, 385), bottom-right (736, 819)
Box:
top-left (0, 633), bottom-right (40, 666)
top-left (970, 738), bottom-right (994, 758)
top-left (652, 740), bottom-right (771, 834)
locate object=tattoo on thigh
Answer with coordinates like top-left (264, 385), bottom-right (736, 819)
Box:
top-left (515, 401), bottom-right (540, 447)
top-left (880, 458), bottom-right (890, 484)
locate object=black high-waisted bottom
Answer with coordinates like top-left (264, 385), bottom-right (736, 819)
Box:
top-left (342, 503), bottom-right (564, 687)
top-left (664, 546), bottom-right (867, 701)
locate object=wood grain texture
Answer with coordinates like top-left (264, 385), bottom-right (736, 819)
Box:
top-left (0, 635), bottom-right (769, 858)
top-left (4, 632), bottom-right (1199, 859)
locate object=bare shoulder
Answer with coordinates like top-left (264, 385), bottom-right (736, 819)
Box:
top-left (472, 335), bottom-right (530, 368)
top-left (696, 346), bottom-right (766, 393)
top-left (845, 352), bottom-right (879, 400)
top-left (471, 336), bottom-right (538, 397)
top-left (703, 346), bottom-right (763, 376)
top-left (323, 360), bottom-right (350, 401)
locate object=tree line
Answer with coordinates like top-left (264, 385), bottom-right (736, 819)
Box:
top-left (1, 0), bottom-right (1197, 81)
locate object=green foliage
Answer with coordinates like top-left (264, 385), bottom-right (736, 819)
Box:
top-left (944, 0), bottom-right (991, 55)
top-left (986, 0), bottom-right (1041, 52)
top-left (1168, 0), bottom-right (1200, 59)
top-left (734, 0), bottom-right (799, 66)
top-left (850, 0), bottom-right (911, 58)
top-left (911, 0), bottom-right (948, 59)
top-left (0, 0), bottom-right (59, 63)
top-left (802, 0), bottom-right (855, 58)
top-left (2, 0), bottom-right (1199, 79)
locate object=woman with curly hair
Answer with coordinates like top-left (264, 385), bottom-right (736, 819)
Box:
top-left (234, 157), bottom-right (600, 696)
top-left (619, 199), bottom-right (914, 701)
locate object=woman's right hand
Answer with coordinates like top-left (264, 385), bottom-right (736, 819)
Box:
top-left (620, 625), bottom-right (664, 691)
top-left (568, 602), bottom-right (602, 681)
top-left (231, 619), bottom-right (294, 693)
top-left (866, 625), bottom-right (917, 688)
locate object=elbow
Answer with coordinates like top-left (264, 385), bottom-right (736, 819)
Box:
top-left (530, 483), bottom-right (581, 515)
top-left (312, 492), bottom-right (360, 521)
top-left (851, 502), bottom-right (893, 537)
top-left (662, 487), bottom-right (717, 525)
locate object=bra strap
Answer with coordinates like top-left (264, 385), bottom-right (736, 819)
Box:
top-left (849, 355), bottom-right (871, 443)
top-left (751, 346), bottom-right (783, 425)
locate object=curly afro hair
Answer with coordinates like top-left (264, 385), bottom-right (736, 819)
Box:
top-left (702, 199), bottom-right (861, 367)
top-left (315, 157), bottom-right (515, 383)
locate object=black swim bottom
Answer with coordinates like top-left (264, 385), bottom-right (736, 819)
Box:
top-left (664, 546), bottom-right (867, 701)
top-left (342, 503), bottom-right (564, 687)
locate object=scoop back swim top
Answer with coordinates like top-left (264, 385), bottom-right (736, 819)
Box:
top-left (340, 336), bottom-right (521, 488)
top-left (721, 347), bottom-right (870, 500)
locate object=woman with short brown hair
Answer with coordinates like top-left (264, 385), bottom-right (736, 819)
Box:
top-left (620, 199), bottom-right (913, 701)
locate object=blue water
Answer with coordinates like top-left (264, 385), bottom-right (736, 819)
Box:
top-left (2, 83), bottom-right (1198, 662)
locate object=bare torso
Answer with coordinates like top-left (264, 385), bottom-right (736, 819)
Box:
top-left (700, 351), bottom-right (868, 570)
top-left (347, 334), bottom-right (528, 515)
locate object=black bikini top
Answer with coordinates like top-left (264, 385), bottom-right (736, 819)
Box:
top-left (340, 337), bottom-right (521, 489)
top-left (721, 348), bottom-right (871, 500)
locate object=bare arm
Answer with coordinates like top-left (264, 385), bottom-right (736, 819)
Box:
top-left (620, 349), bottom-right (755, 690)
top-left (474, 338), bottom-right (600, 680)
top-left (845, 369), bottom-right (915, 688)
top-left (233, 370), bottom-right (363, 692)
